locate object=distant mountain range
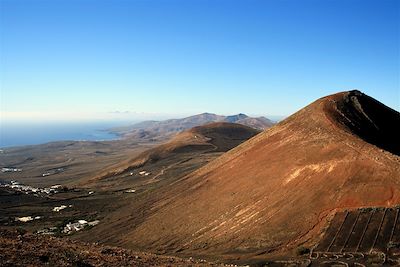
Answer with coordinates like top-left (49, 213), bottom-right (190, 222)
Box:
top-left (110, 113), bottom-right (274, 140)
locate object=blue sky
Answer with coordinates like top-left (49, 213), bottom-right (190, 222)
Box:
top-left (0, 0), bottom-right (399, 122)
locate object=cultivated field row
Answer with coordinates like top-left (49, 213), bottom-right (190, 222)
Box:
top-left (315, 207), bottom-right (399, 253)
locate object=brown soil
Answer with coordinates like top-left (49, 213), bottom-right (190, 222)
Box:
top-left (85, 90), bottom-right (400, 261)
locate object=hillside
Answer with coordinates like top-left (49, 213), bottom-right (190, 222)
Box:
top-left (235, 116), bottom-right (274, 130)
top-left (110, 113), bottom-right (273, 140)
top-left (85, 122), bottom-right (260, 187)
top-left (86, 90), bottom-right (399, 260)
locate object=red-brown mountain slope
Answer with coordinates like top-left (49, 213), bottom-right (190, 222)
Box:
top-left (106, 90), bottom-right (400, 259)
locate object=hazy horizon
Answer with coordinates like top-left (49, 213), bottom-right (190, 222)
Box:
top-left (0, 112), bottom-right (286, 147)
top-left (1, 0), bottom-right (399, 123)
top-left (0, 110), bottom-right (286, 124)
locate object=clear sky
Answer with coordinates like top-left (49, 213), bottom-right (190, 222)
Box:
top-left (0, 0), bottom-right (399, 122)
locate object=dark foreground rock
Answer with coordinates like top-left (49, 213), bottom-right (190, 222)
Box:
top-left (0, 229), bottom-right (222, 267)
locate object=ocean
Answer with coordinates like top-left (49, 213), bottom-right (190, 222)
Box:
top-left (0, 121), bottom-right (132, 148)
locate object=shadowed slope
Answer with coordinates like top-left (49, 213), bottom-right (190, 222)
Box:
top-left (188, 122), bottom-right (262, 152)
top-left (324, 90), bottom-right (400, 155)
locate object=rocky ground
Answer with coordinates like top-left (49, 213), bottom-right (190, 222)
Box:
top-left (0, 229), bottom-right (224, 267)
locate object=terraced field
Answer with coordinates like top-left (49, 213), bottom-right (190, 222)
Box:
top-left (308, 207), bottom-right (400, 266)
top-left (315, 207), bottom-right (399, 253)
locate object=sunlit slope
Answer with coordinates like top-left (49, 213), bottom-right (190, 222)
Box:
top-left (119, 90), bottom-right (400, 257)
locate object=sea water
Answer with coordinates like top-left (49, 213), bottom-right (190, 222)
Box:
top-left (0, 121), bottom-right (131, 148)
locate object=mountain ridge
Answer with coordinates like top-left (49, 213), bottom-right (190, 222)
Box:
top-left (86, 122), bottom-right (261, 185)
top-left (110, 113), bottom-right (274, 140)
top-left (91, 90), bottom-right (399, 259)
